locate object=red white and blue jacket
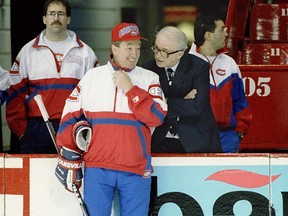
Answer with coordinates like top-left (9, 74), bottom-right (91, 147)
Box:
top-left (57, 61), bottom-right (167, 176)
top-left (6, 30), bottom-right (98, 137)
top-left (189, 43), bottom-right (252, 134)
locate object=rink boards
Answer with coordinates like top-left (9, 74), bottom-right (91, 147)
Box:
top-left (1, 153), bottom-right (288, 216)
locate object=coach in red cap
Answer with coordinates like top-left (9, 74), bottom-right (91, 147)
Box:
top-left (55, 22), bottom-right (167, 216)
top-left (110, 22), bottom-right (147, 70)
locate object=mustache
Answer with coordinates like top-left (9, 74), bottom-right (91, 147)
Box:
top-left (51, 21), bottom-right (62, 25)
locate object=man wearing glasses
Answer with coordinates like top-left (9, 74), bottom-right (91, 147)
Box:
top-left (143, 26), bottom-right (222, 153)
top-left (6, 0), bottom-right (98, 153)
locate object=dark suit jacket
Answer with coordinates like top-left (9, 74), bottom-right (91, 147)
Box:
top-left (143, 52), bottom-right (222, 152)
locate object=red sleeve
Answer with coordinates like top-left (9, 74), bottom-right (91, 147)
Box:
top-left (126, 85), bottom-right (167, 127)
top-left (6, 78), bottom-right (29, 137)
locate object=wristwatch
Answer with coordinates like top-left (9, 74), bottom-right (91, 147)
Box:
top-left (237, 132), bottom-right (244, 139)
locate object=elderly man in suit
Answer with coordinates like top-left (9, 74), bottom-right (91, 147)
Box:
top-left (143, 26), bottom-right (222, 153)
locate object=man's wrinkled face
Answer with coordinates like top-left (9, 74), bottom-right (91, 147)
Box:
top-left (153, 34), bottom-right (182, 68)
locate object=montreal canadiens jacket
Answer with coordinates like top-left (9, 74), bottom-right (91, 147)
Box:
top-left (189, 43), bottom-right (252, 134)
top-left (6, 30), bottom-right (98, 137)
top-left (57, 61), bottom-right (167, 177)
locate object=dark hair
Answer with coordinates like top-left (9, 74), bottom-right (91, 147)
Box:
top-left (43, 0), bottom-right (71, 17)
top-left (194, 12), bottom-right (225, 47)
top-left (112, 41), bottom-right (122, 47)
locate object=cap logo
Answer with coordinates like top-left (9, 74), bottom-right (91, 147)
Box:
top-left (118, 25), bottom-right (139, 38)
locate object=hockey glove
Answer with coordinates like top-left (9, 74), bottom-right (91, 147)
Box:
top-left (73, 121), bottom-right (92, 152)
top-left (55, 147), bottom-right (83, 192)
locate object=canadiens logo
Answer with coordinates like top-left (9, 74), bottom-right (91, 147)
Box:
top-left (118, 25), bottom-right (139, 38)
top-left (143, 170), bottom-right (151, 178)
top-left (148, 84), bottom-right (163, 99)
top-left (129, 30), bottom-right (138, 36)
top-left (216, 69), bottom-right (226, 76)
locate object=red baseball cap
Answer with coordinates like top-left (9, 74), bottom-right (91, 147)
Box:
top-left (111, 22), bottom-right (147, 42)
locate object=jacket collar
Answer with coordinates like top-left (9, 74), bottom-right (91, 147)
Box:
top-left (32, 30), bottom-right (84, 48)
top-left (108, 54), bottom-right (134, 72)
top-left (189, 43), bottom-right (228, 61)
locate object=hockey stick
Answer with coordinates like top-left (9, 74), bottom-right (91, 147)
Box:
top-left (34, 94), bottom-right (89, 216)
top-left (72, 182), bottom-right (89, 216)
top-left (34, 94), bottom-right (59, 154)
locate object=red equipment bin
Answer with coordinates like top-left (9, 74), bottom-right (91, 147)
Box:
top-left (240, 43), bottom-right (288, 65)
top-left (250, 4), bottom-right (288, 42)
top-left (225, 0), bottom-right (250, 61)
top-left (240, 65), bottom-right (288, 151)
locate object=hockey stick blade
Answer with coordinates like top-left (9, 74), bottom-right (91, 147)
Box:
top-left (72, 182), bottom-right (90, 216)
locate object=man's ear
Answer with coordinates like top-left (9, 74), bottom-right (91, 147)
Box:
top-left (177, 50), bottom-right (185, 59)
top-left (67, 17), bottom-right (71, 25)
top-left (111, 44), bottom-right (118, 54)
top-left (204, 31), bottom-right (212, 41)
top-left (43, 16), bottom-right (46, 25)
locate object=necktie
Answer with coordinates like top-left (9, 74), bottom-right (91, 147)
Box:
top-left (167, 68), bottom-right (174, 86)
top-left (166, 68), bottom-right (177, 136)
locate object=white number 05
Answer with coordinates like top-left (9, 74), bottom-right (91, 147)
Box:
top-left (243, 77), bottom-right (271, 97)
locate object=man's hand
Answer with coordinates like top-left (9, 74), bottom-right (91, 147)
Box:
top-left (113, 70), bottom-right (133, 93)
top-left (184, 89), bottom-right (197, 99)
top-left (55, 147), bottom-right (83, 192)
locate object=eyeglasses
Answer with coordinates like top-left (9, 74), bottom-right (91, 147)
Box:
top-left (150, 45), bottom-right (183, 58)
top-left (46, 11), bottom-right (67, 19)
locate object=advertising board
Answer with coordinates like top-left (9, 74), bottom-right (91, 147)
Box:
top-left (1, 154), bottom-right (288, 216)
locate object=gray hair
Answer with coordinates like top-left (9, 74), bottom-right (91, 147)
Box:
top-left (157, 26), bottom-right (188, 51)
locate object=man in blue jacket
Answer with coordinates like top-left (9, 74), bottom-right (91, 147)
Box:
top-left (143, 26), bottom-right (222, 153)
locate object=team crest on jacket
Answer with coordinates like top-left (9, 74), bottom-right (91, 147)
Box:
top-left (143, 170), bottom-right (151, 178)
top-left (10, 59), bottom-right (20, 75)
top-left (216, 69), bottom-right (226, 76)
top-left (148, 84), bottom-right (163, 99)
top-left (68, 85), bottom-right (81, 102)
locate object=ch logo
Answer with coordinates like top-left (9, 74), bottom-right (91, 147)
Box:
top-left (216, 69), bottom-right (226, 76)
